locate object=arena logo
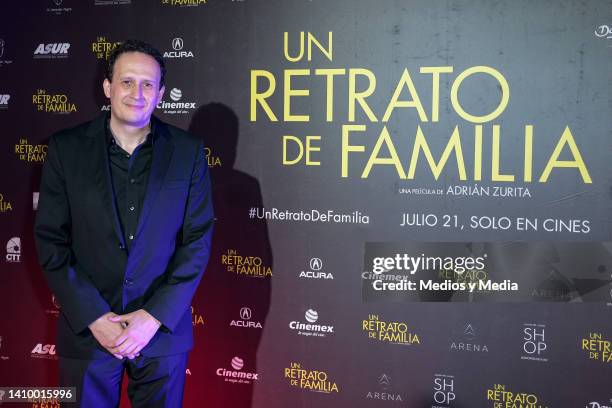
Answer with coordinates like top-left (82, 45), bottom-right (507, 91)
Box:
top-left (163, 37), bottom-right (195, 59)
top-left (521, 323), bottom-right (547, 362)
top-left (0, 336), bottom-right (10, 360)
top-left (581, 332), bottom-right (612, 364)
top-left (0, 39), bottom-right (13, 67)
top-left (191, 305), bottom-right (204, 326)
top-left (6, 237), bottom-right (20, 263)
top-left (32, 89), bottom-right (77, 114)
top-left (91, 37), bottom-right (122, 60)
top-left (156, 88), bottom-right (197, 115)
top-left (0, 94), bottom-right (9, 109)
top-left (289, 309), bottom-right (334, 337)
top-left (33, 192), bottom-right (39, 211)
top-left (31, 343), bottom-right (57, 360)
top-left (229, 307), bottom-right (263, 329)
top-left (216, 357), bottom-right (259, 385)
top-left (450, 323), bottom-right (488, 353)
top-left (0, 193), bottom-right (13, 213)
top-left (595, 25), bottom-right (612, 39)
top-left (300, 257), bottom-right (334, 279)
top-left (204, 146), bottom-right (221, 168)
top-left (432, 374), bottom-right (455, 408)
top-left (161, 0), bottom-right (207, 6)
top-left (362, 314), bottom-right (420, 346)
top-left (46, 0), bottom-right (72, 15)
top-left (365, 374), bottom-right (403, 402)
top-left (33, 43), bottom-right (70, 59)
top-left (284, 362), bottom-right (339, 393)
top-left (14, 139), bottom-right (47, 163)
top-left (222, 249), bottom-right (273, 278)
top-left (486, 384), bottom-right (547, 407)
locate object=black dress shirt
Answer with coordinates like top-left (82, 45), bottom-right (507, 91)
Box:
top-left (106, 120), bottom-right (155, 252)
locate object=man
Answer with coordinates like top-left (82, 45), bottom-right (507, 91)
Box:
top-left (34, 40), bottom-right (214, 407)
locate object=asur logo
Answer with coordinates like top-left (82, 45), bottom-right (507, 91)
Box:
top-left (0, 94), bottom-right (9, 106)
top-left (6, 237), bottom-right (21, 262)
top-left (310, 258), bottom-right (322, 271)
top-left (33, 43), bottom-right (70, 58)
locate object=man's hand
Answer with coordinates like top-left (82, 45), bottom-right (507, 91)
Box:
top-left (88, 312), bottom-right (137, 360)
top-left (107, 309), bottom-right (162, 358)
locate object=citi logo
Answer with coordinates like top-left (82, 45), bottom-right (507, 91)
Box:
top-left (230, 307), bottom-right (262, 329)
top-left (0, 94), bottom-right (9, 106)
top-left (31, 343), bottom-right (56, 355)
top-left (6, 237), bottom-right (21, 263)
top-left (163, 38), bottom-right (194, 59)
top-left (33, 43), bottom-right (70, 56)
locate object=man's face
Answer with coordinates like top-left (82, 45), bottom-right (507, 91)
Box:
top-left (103, 51), bottom-right (165, 128)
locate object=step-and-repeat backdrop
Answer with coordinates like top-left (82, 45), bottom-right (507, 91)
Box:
top-left (1, 1), bottom-right (611, 407)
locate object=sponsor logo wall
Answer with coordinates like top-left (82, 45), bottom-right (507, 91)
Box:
top-left (0, 1), bottom-right (610, 407)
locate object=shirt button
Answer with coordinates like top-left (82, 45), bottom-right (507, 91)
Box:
top-left (118, 243), bottom-right (125, 249)
top-left (123, 278), bottom-right (133, 286)
top-left (125, 154), bottom-right (130, 158)
top-left (129, 206), bottom-right (135, 211)
top-left (130, 178), bottom-right (136, 184)
top-left (128, 234), bottom-right (134, 240)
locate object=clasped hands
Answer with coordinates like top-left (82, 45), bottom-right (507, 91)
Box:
top-left (88, 309), bottom-right (161, 360)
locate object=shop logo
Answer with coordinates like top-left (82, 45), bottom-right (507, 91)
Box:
top-left (230, 307), bottom-right (263, 329)
top-left (33, 43), bottom-right (70, 58)
top-left (365, 374), bottom-right (402, 401)
top-left (595, 25), bottom-right (612, 39)
top-left (433, 374), bottom-right (455, 407)
top-left (521, 323), bottom-right (547, 362)
top-left (216, 357), bottom-right (259, 384)
top-left (6, 237), bottom-right (20, 263)
top-left (300, 257), bottom-right (334, 279)
top-left (289, 309), bottom-right (333, 337)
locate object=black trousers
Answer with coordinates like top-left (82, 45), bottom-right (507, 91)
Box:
top-left (59, 353), bottom-right (188, 408)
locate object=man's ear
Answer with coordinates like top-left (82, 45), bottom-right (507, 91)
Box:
top-left (157, 85), bottom-right (165, 104)
top-left (103, 78), bottom-right (111, 98)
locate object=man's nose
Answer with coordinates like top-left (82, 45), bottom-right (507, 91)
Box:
top-left (130, 83), bottom-right (144, 99)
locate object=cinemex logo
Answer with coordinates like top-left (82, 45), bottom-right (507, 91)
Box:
top-left (521, 323), bottom-right (547, 362)
top-left (163, 37), bottom-right (195, 59)
top-left (450, 323), bottom-right (488, 353)
top-left (216, 357), bottom-right (259, 384)
top-left (33, 43), bottom-right (70, 59)
top-left (365, 373), bottom-right (403, 402)
top-left (6, 237), bottom-right (21, 263)
top-left (289, 309), bottom-right (334, 337)
top-left (0, 94), bottom-right (9, 109)
top-left (433, 374), bottom-right (455, 408)
top-left (157, 87), bottom-right (197, 114)
top-left (300, 257), bottom-right (334, 280)
top-left (230, 307), bottom-right (263, 329)
top-left (31, 343), bottom-right (57, 360)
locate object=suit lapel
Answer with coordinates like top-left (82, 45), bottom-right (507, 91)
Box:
top-left (135, 119), bottom-right (174, 238)
top-left (87, 114), bottom-right (126, 247)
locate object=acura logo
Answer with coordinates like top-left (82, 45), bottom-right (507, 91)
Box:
top-left (240, 307), bottom-right (252, 320)
top-left (172, 38), bottom-right (184, 51)
top-left (309, 257), bottom-right (322, 271)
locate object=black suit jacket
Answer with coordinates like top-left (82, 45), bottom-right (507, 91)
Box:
top-left (34, 113), bottom-right (214, 359)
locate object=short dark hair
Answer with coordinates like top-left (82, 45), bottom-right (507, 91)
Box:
top-left (106, 39), bottom-right (166, 88)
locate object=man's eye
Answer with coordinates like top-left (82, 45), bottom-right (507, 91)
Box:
top-left (122, 80), bottom-right (132, 87)
top-left (144, 83), bottom-right (153, 89)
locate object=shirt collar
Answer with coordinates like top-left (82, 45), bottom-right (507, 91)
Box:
top-left (105, 117), bottom-right (157, 147)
